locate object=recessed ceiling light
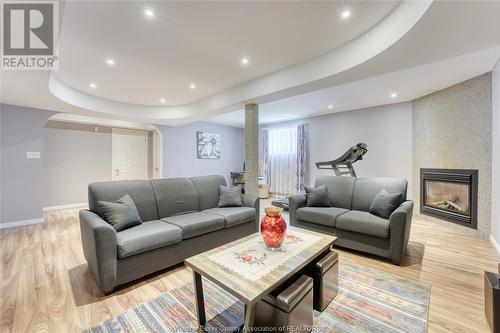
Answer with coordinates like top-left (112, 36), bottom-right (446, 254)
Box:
top-left (160, 98), bottom-right (166, 104)
top-left (341, 9), bottom-right (351, 19)
top-left (241, 57), bottom-right (249, 66)
top-left (144, 8), bottom-right (154, 18)
top-left (328, 104), bottom-right (333, 109)
top-left (391, 92), bottom-right (398, 98)
top-left (106, 58), bottom-right (115, 66)
top-left (89, 82), bottom-right (97, 89)
top-left (189, 83), bottom-right (196, 89)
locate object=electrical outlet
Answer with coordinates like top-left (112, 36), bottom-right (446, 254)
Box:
top-left (26, 152), bottom-right (41, 159)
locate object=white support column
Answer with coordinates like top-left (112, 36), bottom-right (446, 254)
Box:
top-left (244, 103), bottom-right (259, 197)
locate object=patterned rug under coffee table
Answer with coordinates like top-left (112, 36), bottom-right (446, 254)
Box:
top-left (84, 260), bottom-right (431, 333)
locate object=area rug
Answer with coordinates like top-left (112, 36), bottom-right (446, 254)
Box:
top-left (84, 260), bottom-right (430, 333)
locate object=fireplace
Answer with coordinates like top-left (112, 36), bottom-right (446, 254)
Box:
top-left (420, 168), bottom-right (478, 229)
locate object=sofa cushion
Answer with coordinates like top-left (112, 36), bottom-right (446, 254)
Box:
top-left (369, 189), bottom-right (402, 218)
top-left (314, 176), bottom-right (356, 209)
top-left (336, 210), bottom-right (390, 238)
top-left (150, 178), bottom-right (200, 219)
top-left (218, 185), bottom-right (242, 207)
top-left (98, 194), bottom-right (142, 231)
top-left (89, 180), bottom-right (158, 222)
top-left (190, 175), bottom-right (227, 210)
top-left (351, 177), bottom-right (407, 212)
top-left (203, 207), bottom-right (255, 227)
top-left (162, 212), bottom-right (225, 239)
top-left (305, 185), bottom-right (332, 207)
top-left (297, 207), bottom-right (348, 227)
top-left (116, 220), bottom-right (182, 258)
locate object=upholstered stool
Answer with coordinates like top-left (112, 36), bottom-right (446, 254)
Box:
top-left (308, 250), bottom-right (339, 311)
top-left (255, 275), bottom-right (313, 332)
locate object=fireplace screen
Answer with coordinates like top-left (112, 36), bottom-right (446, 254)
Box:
top-left (424, 180), bottom-right (470, 216)
top-left (420, 168), bottom-right (478, 229)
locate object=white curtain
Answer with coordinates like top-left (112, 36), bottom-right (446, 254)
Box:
top-left (268, 126), bottom-right (298, 196)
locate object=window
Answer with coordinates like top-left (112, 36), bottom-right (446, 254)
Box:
top-left (261, 124), bottom-right (308, 197)
top-left (268, 126), bottom-right (297, 156)
top-left (267, 126), bottom-right (298, 196)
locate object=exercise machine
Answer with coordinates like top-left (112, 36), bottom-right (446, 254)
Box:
top-left (315, 143), bottom-right (367, 177)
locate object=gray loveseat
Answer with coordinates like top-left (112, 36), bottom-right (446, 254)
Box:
top-left (289, 176), bottom-right (413, 264)
top-left (80, 175), bottom-right (259, 293)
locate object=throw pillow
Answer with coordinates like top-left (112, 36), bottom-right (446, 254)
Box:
top-left (369, 189), bottom-right (402, 219)
top-left (218, 185), bottom-right (242, 207)
top-left (305, 185), bottom-right (332, 207)
top-left (98, 194), bottom-right (142, 231)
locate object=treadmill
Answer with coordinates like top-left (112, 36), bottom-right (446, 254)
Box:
top-left (315, 143), bottom-right (367, 177)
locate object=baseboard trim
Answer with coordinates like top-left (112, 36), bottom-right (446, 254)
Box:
top-left (491, 235), bottom-right (500, 256)
top-left (43, 203), bottom-right (87, 211)
top-left (0, 218), bottom-right (44, 229)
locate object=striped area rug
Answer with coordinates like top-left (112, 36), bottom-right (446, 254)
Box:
top-left (84, 260), bottom-right (430, 333)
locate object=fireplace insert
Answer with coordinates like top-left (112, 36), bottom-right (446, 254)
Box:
top-left (420, 168), bottom-right (478, 229)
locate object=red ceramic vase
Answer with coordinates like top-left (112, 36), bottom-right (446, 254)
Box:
top-left (260, 207), bottom-right (287, 251)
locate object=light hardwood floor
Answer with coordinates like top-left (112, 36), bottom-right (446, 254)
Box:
top-left (1, 202), bottom-right (499, 332)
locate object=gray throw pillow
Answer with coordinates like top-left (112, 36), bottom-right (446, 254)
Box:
top-left (305, 185), bottom-right (332, 207)
top-left (218, 185), bottom-right (242, 207)
top-left (98, 194), bottom-right (142, 231)
top-left (369, 189), bottom-right (402, 219)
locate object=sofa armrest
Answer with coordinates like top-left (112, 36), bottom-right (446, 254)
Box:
top-left (388, 200), bottom-right (414, 265)
top-left (289, 194), bottom-right (307, 227)
top-left (242, 194), bottom-right (260, 232)
top-left (79, 209), bottom-right (118, 293)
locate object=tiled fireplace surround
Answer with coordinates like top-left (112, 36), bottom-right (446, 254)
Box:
top-left (413, 73), bottom-right (492, 239)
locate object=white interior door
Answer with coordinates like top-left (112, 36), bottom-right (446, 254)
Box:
top-left (112, 129), bottom-right (148, 180)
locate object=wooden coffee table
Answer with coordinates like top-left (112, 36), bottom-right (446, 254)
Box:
top-left (184, 227), bottom-right (336, 332)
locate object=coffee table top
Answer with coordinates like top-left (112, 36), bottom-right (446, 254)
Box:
top-left (185, 227), bottom-right (336, 304)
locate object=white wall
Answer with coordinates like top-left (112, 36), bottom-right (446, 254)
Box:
top-left (156, 121), bottom-right (244, 185)
top-left (492, 59), bottom-right (500, 250)
top-left (1, 104), bottom-right (55, 225)
top-left (44, 122), bottom-right (112, 207)
top-left (262, 102), bottom-right (413, 197)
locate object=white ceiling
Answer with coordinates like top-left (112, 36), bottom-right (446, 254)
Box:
top-left (54, 1), bottom-right (400, 106)
top-left (1, 0), bottom-right (499, 127)
top-left (207, 47), bottom-right (500, 128)
top-left (207, 0), bottom-right (500, 127)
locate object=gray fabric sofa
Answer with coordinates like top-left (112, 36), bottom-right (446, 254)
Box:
top-left (289, 176), bottom-right (413, 265)
top-left (80, 175), bottom-right (259, 293)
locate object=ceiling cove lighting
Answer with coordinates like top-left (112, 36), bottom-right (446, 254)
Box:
top-left (106, 58), bottom-right (115, 66)
top-left (144, 8), bottom-right (154, 18)
top-left (341, 9), bottom-right (351, 19)
top-left (391, 92), bottom-right (398, 98)
top-left (89, 82), bottom-right (97, 89)
top-left (241, 57), bottom-right (249, 66)
top-left (189, 83), bottom-right (196, 89)
top-left (328, 104), bottom-right (333, 109)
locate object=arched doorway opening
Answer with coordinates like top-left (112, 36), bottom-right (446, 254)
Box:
top-left (43, 113), bottom-right (163, 210)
